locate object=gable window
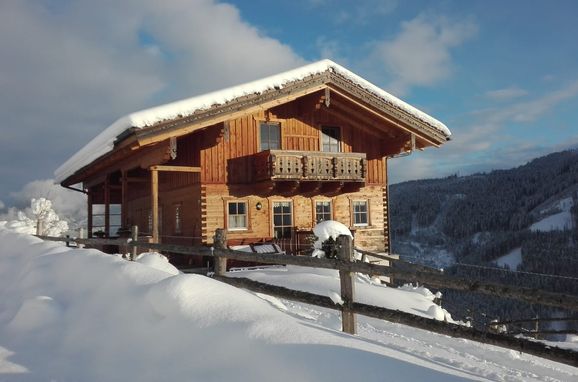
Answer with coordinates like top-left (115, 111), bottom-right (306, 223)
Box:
top-left (228, 201), bottom-right (247, 230)
top-left (260, 122), bottom-right (281, 151)
top-left (352, 200), bottom-right (369, 226)
top-left (315, 201), bottom-right (332, 223)
top-left (321, 126), bottom-right (341, 152)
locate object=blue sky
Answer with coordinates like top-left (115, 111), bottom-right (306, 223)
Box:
top-left (1, 0), bottom-right (577, 207)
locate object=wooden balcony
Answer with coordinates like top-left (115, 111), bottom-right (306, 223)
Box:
top-left (254, 150), bottom-right (367, 182)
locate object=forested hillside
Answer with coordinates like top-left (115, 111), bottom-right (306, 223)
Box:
top-left (389, 149), bottom-right (578, 330)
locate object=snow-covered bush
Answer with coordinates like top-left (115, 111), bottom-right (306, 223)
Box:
top-left (311, 220), bottom-right (353, 258)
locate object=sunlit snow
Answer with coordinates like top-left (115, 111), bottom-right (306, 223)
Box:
top-left (0, 228), bottom-right (576, 381)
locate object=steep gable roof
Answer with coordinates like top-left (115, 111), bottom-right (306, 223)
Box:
top-left (55, 59), bottom-right (450, 184)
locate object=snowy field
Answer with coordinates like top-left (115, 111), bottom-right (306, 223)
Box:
top-left (531, 197), bottom-right (575, 232)
top-left (495, 247), bottom-right (523, 270)
top-left (0, 228), bottom-right (577, 381)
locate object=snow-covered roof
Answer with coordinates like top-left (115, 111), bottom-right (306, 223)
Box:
top-left (55, 59), bottom-right (451, 184)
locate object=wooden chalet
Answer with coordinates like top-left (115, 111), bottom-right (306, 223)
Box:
top-left (56, 60), bottom-right (450, 266)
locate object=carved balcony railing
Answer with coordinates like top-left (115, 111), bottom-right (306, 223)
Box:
top-left (254, 150), bottom-right (366, 182)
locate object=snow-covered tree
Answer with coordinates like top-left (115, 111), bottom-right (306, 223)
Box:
top-left (2, 198), bottom-right (68, 236)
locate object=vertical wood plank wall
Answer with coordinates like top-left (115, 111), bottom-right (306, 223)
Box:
top-left (198, 96), bottom-right (387, 186)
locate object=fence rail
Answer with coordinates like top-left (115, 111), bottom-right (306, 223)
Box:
top-left (35, 229), bottom-right (578, 367)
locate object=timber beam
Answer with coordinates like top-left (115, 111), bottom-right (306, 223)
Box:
top-left (149, 165), bottom-right (201, 172)
top-left (328, 85), bottom-right (442, 147)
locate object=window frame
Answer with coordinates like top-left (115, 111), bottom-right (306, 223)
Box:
top-left (174, 203), bottom-right (183, 235)
top-left (271, 200), bottom-right (293, 239)
top-left (320, 125), bottom-right (342, 153)
top-left (226, 200), bottom-right (249, 231)
top-left (259, 121), bottom-right (282, 151)
top-left (314, 200), bottom-right (332, 224)
top-left (352, 200), bottom-right (369, 227)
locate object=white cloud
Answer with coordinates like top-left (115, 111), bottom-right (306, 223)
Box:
top-left (509, 80), bottom-right (578, 123)
top-left (0, 0), bottom-right (304, 198)
top-left (373, 14), bottom-right (477, 95)
top-left (311, 0), bottom-right (398, 24)
top-left (485, 87), bottom-right (528, 101)
top-left (8, 179), bottom-right (87, 225)
top-left (390, 80), bottom-right (578, 184)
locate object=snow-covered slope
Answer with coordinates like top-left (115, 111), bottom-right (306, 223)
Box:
top-left (530, 197), bottom-right (575, 232)
top-left (1, 229), bottom-right (576, 381)
top-left (495, 247), bottom-right (522, 270)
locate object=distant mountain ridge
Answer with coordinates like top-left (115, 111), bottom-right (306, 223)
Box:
top-left (390, 148), bottom-right (578, 266)
top-left (390, 149), bottom-right (578, 326)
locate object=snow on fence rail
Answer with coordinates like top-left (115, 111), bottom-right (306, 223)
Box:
top-left (36, 228), bottom-right (578, 367)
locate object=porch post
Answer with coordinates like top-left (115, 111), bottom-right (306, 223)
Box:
top-left (87, 190), bottom-right (93, 238)
top-left (104, 176), bottom-right (110, 237)
top-left (121, 170), bottom-right (128, 227)
top-left (151, 168), bottom-right (159, 243)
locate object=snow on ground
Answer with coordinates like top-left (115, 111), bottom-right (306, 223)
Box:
top-left (229, 266), bottom-right (452, 322)
top-left (530, 211), bottom-right (574, 232)
top-left (1, 228), bottom-right (577, 381)
top-left (495, 247), bottom-right (523, 270)
top-left (531, 197), bottom-right (575, 232)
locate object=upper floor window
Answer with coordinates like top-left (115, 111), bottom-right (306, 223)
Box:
top-left (260, 122), bottom-right (281, 151)
top-left (228, 201), bottom-right (248, 230)
top-left (321, 126), bottom-right (341, 152)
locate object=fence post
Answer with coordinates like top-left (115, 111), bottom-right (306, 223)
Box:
top-left (78, 228), bottom-right (85, 248)
top-left (534, 315), bottom-right (540, 340)
top-left (337, 234), bottom-right (356, 335)
top-left (213, 228), bottom-right (227, 277)
top-left (131, 225), bottom-right (139, 261)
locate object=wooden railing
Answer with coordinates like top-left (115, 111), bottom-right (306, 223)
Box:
top-left (253, 150), bottom-right (366, 182)
top-left (35, 229), bottom-right (578, 367)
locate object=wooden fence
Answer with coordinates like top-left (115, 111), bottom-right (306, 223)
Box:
top-left (36, 228), bottom-right (578, 367)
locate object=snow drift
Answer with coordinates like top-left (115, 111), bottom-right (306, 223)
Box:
top-left (1, 228), bottom-right (576, 381)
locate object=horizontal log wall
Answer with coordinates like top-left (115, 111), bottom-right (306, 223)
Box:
top-left (201, 183), bottom-right (387, 251)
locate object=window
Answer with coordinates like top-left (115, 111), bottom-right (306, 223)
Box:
top-left (321, 126), bottom-right (341, 152)
top-left (91, 204), bottom-right (121, 237)
top-left (174, 203), bottom-right (182, 234)
top-left (92, 204), bottom-right (106, 236)
top-left (147, 209), bottom-right (153, 234)
top-left (315, 201), bottom-right (332, 223)
top-left (273, 201), bottom-right (292, 239)
top-left (260, 122), bottom-right (281, 151)
top-left (228, 201), bottom-right (247, 230)
top-left (147, 207), bottom-right (163, 235)
top-left (352, 200), bottom-right (369, 226)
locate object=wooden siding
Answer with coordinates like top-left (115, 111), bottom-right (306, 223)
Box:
top-left (82, 89), bottom-right (398, 254)
top-left (125, 178), bottom-right (201, 244)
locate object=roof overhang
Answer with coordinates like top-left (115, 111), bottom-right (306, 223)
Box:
top-left (58, 60), bottom-right (450, 186)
